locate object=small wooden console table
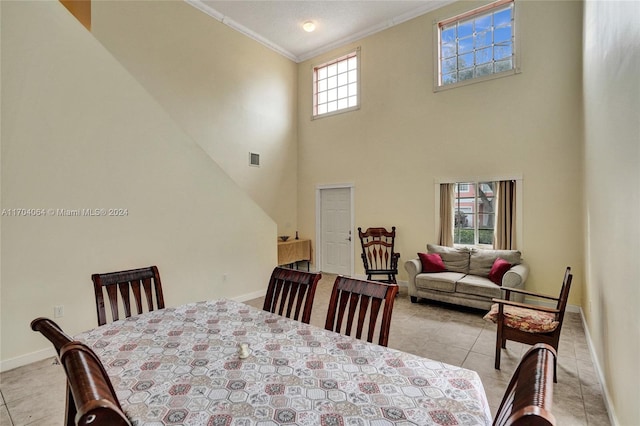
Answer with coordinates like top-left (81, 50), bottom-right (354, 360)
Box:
top-left (277, 238), bottom-right (311, 270)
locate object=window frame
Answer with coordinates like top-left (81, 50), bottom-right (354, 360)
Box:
top-left (434, 175), bottom-right (523, 250)
top-left (433, 0), bottom-right (521, 92)
top-left (454, 181), bottom-right (496, 248)
top-left (311, 48), bottom-right (361, 120)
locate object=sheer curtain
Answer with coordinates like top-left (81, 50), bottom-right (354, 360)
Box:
top-left (495, 180), bottom-right (516, 249)
top-left (438, 183), bottom-right (454, 247)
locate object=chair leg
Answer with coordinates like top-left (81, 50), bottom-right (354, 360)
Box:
top-left (65, 384), bottom-right (76, 426)
top-left (553, 348), bottom-right (558, 383)
top-left (495, 339), bottom-right (501, 370)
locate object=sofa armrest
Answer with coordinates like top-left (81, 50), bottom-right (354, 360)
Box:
top-left (404, 259), bottom-right (422, 296)
top-left (502, 263), bottom-right (529, 302)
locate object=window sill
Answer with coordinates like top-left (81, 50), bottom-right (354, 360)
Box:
top-left (454, 244), bottom-right (495, 250)
top-left (311, 105), bottom-right (360, 121)
top-left (433, 67), bottom-right (521, 93)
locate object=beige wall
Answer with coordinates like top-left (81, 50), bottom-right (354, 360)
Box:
top-left (297, 0), bottom-right (584, 304)
top-left (583, 1), bottom-right (640, 424)
top-left (91, 1), bottom-right (300, 237)
top-left (0, 1), bottom-right (277, 369)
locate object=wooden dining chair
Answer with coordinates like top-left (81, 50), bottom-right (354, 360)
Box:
top-left (31, 317), bottom-right (76, 426)
top-left (31, 317), bottom-right (131, 426)
top-left (60, 342), bottom-right (131, 425)
top-left (485, 267), bottom-right (572, 374)
top-left (358, 226), bottom-right (400, 283)
top-left (263, 266), bottom-right (322, 324)
top-left (493, 343), bottom-right (557, 426)
top-left (92, 265), bottom-right (165, 326)
top-left (31, 317), bottom-right (74, 355)
top-left (324, 275), bottom-right (398, 347)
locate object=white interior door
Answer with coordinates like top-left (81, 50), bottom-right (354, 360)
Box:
top-left (318, 187), bottom-right (352, 275)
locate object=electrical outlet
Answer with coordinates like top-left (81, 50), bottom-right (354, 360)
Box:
top-left (223, 273), bottom-right (228, 282)
top-left (54, 305), bottom-right (64, 318)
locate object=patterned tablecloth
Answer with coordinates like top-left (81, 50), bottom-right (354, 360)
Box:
top-left (76, 299), bottom-right (492, 426)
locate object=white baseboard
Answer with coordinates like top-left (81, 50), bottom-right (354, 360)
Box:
top-left (230, 289), bottom-right (267, 303)
top-left (580, 308), bottom-right (619, 426)
top-left (523, 296), bottom-right (581, 314)
top-left (0, 347), bottom-right (56, 373)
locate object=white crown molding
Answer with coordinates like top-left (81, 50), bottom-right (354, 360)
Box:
top-left (186, 0), bottom-right (455, 63)
top-left (185, 0), bottom-right (299, 62)
top-left (296, 0), bottom-right (454, 62)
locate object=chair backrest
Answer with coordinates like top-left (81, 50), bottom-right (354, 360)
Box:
top-left (60, 342), bottom-right (131, 425)
top-left (31, 317), bottom-right (74, 355)
top-left (493, 343), bottom-right (557, 426)
top-left (324, 275), bottom-right (398, 347)
top-left (92, 265), bottom-right (165, 326)
top-left (31, 318), bottom-right (131, 426)
top-left (358, 227), bottom-right (398, 273)
top-left (556, 267), bottom-right (572, 318)
top-left (263, 267), bottom-right (322, 324)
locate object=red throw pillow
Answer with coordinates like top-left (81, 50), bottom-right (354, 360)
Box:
top-left (489, 257), bottom-right (512, 285)
top-left (418, 252), bottom-right (446, 273)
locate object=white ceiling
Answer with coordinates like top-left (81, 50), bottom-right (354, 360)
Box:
top-left (186, 0), bottom-right (455, 62)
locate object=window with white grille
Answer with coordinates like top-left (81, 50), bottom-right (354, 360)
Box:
top-left (313, 50), bottom-right (359, 118)
top-left (436, 0), bottom-right (517, 90)
top-left (454, 181), bottom-right (496, 246)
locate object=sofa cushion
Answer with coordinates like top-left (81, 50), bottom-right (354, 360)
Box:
top-left (455, 275), bottom-right (502, 299)
top-left (417, 253), bottom-right (446, 272)
top-left (427, 244), bottom-right (470, 274)
top-left (415, 272), bottom-right (465, 293)
top-left (488, 258), bottom-right (512, 285)
top-left (468, 248), bottom-right (521, 277)
top-left (484, 304), bottom-right (559, 333)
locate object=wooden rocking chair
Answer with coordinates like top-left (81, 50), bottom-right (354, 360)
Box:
top-left (358, 226), bottom-right (400, 284)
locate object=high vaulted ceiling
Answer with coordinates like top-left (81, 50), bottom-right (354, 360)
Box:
top-left (186, 0), bottom-right (455, 63)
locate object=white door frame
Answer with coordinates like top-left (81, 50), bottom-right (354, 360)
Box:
top-left (315, 183), bottom-right (354, 276)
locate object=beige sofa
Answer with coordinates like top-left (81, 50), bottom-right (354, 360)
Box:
top-left (405, 244), bottom-right (529, 310)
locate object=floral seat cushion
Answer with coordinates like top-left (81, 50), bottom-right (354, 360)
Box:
top-left (484, 304), bottom-right (559, 333)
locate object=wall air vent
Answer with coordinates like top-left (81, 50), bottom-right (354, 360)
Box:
top-left (249, 152), bottom-right (260, 167)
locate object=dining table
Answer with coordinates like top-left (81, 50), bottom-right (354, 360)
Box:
top-left (75, 298), bottom-right (492, 425)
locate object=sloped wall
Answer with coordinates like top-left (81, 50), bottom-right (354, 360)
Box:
top-left (0, 0), bottom-right (276, 368)
top-left (91, 1), bottom-right (299, 238)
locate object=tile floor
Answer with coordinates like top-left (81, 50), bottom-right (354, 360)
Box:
top-left (1, 274), bottom-right (611, 425)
